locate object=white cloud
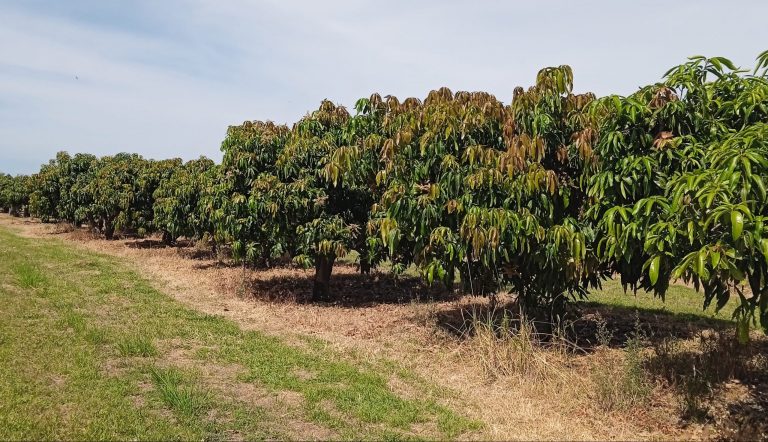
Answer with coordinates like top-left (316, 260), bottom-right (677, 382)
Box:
top-left (1, 0), bottom-right (767, 173)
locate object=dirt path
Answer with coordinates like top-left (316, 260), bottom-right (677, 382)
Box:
top-left (0, 215), bottom-right (697, 440)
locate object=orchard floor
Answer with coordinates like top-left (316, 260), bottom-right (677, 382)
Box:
top-left (1, 214), bottom-right (766, 441)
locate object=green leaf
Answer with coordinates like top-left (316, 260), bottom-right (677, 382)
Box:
top-left (710, 250), bottom-right (721, 268)
top-left (760, 238), bottom-right (768, 264)
top-left (696, 251), bottom-right (706, 277)
top-left (753, 175), bottom-right (767, 201)
top-left (731, 210), bottom-right (744, 241)
top-left (687, 221), bottom-right (694, 245)
top-left (649, 255), bottom-right (660, 285)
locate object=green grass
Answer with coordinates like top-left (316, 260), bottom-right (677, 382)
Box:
top-left (587, 278), bottom-right (739, 322)
top-left (0, 224), bottom-right (478, 441)
top-left (116, 336), bottom-right (158, 357)
top-left (149, 366), bottom-right (210, 417)
top-left (352, 252), bottom-right (736, 326)
top-left (13, 261), bottom-right (46, 288)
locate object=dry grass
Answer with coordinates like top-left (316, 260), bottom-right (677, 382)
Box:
top-left (443, 306), bottom-right (690, 440)
top-left (457, 307), bottom-right (570, 382)
top-left (3, 214), bottom-right (765, 440)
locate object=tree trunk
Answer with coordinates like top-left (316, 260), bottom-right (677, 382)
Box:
top-left (104, 220), bottom-right (115, 240)
top-left (358, 248), bottom-right (371, 275)
top-left (445, 264), bottom-right (456, 292)
top-left (312, 255), bottom-right (336, 302)
top-left (162, 230), bottom-right (174, 246)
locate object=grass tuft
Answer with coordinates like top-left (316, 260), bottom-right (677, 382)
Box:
top-left (62, 311), bottom-right (87, 333)
top-left (14, 262), bottom-right (45, 289)
top-left (117, 335), bottom-right (158, 357)
top-left (84, 328), bottom-right (108, 345)
top-left (149, 367), bottom-right (210, 417)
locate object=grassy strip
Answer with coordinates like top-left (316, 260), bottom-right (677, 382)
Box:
top-left (588, 278), bottom-right (739, 322)
top-left (0, 225), bottom-right (478, 440)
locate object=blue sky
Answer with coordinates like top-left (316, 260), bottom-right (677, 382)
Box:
top-left (1, 0), bottom-right (767, 174)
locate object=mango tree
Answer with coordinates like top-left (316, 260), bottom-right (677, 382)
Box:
top-left (588, 52), bottom-right (768, 338)
top-left (371, 69), bottom-right (603, 317)
top-left (66, 153), bottom-right (100, 229)
top-left (153, 156), bottom-right (216, 244)
top-left (28, 154), bottom-right (64, 222)
top-left (0, 174), bottom-right (30, 216)
top-left (84, 153), bottom-right (150, 239)
top-left (27, 151), bottom-right (98, 225)
top-left (215, 120), bottom-right (292, 265)
top-left (217, 101), bottom-right (379, 300)
top-left (135, 158), bottom-right (182, 238)
top-left (321, 93), bottom-right (391, 274)
top-left (284, 100), bottom-right (379, 300)
top-left (0, 174), bottom-right (9, 212)
top-left (57, 152), bottom-right (98, 226)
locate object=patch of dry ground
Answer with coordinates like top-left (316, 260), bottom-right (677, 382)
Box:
top-left (4, 215), bottom-right (762, 440)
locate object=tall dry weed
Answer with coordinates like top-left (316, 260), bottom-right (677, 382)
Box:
top-left (462, 307), bottom-right (573, 384)
top-left (592, 314), bottom-right (652, 412)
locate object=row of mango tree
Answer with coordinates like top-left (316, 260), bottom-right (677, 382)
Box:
top-left (2, 52), bottom-right (767, 337)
